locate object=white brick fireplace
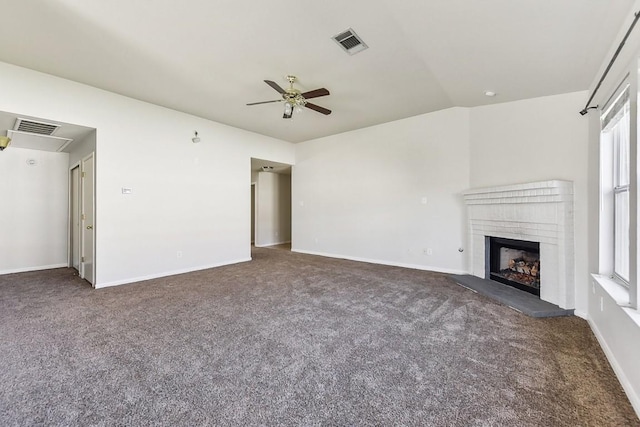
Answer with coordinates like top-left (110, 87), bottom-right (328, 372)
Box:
top-left (463, 180), bottom-right (575, 309)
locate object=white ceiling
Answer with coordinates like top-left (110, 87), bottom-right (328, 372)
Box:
top-left (0, 1), bottom-right (633, 143)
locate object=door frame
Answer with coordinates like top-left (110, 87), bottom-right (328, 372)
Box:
top-left (68, 163), bottom-right (81, 272)
top-left (251, 182), bottom-right (256, 244)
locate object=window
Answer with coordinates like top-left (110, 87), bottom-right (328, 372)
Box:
top-left (601, 87), bottom-right (630, 285)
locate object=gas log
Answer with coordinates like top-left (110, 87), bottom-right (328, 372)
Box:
top-left (503, 258), bottom-right (540, 288)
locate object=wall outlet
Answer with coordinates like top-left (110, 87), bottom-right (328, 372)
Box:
top-left (177, 251), bottom-right (183, 258)
top-left (424, 248), bottom-right (433, 255)
top-left (421, 197), bottom-right (428, 205)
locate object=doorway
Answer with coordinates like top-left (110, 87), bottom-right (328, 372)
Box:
top-left (250, 158), bottom-right (292, 250)
top-left (0, 111), bottom-right (95, 279)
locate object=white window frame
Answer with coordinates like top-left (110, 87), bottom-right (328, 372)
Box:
top-left (599, 65), bottom-right (638, 310)
top-left (602, 87), bottom-right (631, 285)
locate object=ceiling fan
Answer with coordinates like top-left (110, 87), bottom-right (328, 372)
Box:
top-left (247, 75), bottom-right (331, 119)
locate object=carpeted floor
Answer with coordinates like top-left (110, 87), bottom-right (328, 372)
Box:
top-left (1, 247), bottom-right (638, 426)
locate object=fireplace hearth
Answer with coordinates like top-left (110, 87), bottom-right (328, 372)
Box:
top-left (487, 237), bottom-right (540, 296)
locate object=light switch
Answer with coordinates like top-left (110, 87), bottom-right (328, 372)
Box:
top-left (122, 188), bottom-right (133, 194)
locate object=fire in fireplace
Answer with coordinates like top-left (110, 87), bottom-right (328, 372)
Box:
top-left (487, 237), bottom-right (540, 296)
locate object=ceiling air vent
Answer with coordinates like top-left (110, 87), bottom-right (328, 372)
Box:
top-left (333, 28), bottom-right (368, 55)
top-left (14, 118), bottom-right (60, 136)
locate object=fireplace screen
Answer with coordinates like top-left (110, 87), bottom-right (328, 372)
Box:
top-left (488, 237), bottom-right (540, 296)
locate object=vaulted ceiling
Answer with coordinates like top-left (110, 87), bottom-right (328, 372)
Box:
top-left (0, 1), bottom-right (633, 142)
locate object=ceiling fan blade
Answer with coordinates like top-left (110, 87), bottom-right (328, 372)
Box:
top-left (264, 80), bottom-right (286, 94)
top-left (301, 88), bottom-right (330, 99)
top-left (305, 102), bottom-right (332, 115)
top-left (246, 100), bottom-right (282, 106)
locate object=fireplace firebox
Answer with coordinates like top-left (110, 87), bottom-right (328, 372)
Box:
top-left (486, 237), bottom-right (540, 296)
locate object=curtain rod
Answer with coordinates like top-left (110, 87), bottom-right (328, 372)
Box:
top-left (580, 10), bottom-right (640, 116)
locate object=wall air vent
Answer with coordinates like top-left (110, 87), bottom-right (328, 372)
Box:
top-left (13, 118), bottom-right (60, 136)
top-left (332, 28), bottom-right (368, 55)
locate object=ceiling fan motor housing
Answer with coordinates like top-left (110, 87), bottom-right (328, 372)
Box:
top-left (284, 91), bottom-right (305, 105)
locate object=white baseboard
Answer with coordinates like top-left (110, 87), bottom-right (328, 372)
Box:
top-left (255, 240), bottom-right (291, 248)
top-left (96, 258), bottom-right (252, 289)
top-left (0, 263), bottom-right (68, 275)
top-left (291, 249), bottom-right (467, 275)
top-left (588, 317), bottom-right (640, 418)
top-left (573, 309), bottom-right (588, 320)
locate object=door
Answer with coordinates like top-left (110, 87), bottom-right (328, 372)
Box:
top-left (81, 154), bottom-right (95, 285)
top-left (70, 165), bottom-right (81, 271)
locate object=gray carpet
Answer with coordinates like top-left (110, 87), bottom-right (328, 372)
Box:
top-left (0, 247), bottom-right (637, 426)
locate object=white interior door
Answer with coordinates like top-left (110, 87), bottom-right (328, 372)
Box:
top-left (81, 154), bottom-right (95, 285)
top-left (70, 165), bottom-right (81, 271)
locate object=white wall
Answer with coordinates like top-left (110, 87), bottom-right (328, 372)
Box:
top-left (0, 61), bottom-right (294, 287)
top-left (293, 107), bottom-right (470, 274)
top-left (0, 148), bottom-right (69, 273)
top-left (585, 1), bottom-right (640, 416)
top-left (255, 171), bottom-right (291, 246)
top-left (589, 281), bottom-right (640, 415)
top-left (469, 91), bottom-right (589, 315)
top-left (68, 130), bottom-right (96, 167)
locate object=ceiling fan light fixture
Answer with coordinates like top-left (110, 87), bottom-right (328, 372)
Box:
top-left (283, 102), bottom-right (294, 119)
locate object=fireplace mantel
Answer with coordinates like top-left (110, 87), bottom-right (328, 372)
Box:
top-left (463, 180), bottom-right (574, 309)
